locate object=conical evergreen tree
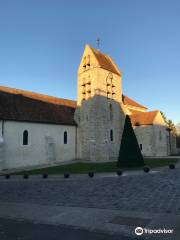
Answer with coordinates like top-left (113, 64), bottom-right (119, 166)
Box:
top-left (118, 115), bottom-right (144, 168)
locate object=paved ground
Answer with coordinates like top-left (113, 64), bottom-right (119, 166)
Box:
top-left (0, 169), bottom-right (180, 214)
top-left (0, 218), bottom-right (132, 240)
top-left (0, 167), bottom-right (180, 239)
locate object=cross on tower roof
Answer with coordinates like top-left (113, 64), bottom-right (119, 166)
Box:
top-left (96, 38), bottom-right (100, 50)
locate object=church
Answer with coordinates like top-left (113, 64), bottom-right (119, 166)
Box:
top-left (0, 44), bottom-right (177, 172)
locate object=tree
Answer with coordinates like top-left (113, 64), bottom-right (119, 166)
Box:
top-left (118, 115), bottom-right (144, 168)
top-left (161, 112), bottom-right (176, 134)
top-left (167, 120), bottom-right (176, 134)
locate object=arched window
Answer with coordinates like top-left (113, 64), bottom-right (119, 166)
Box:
top-left (110, 129), bottom-right (113, 142)
top-left (140, 144), bottom-right (142, 151)
top-left (23, 130), bottom-right (28, 145)
top-left (87, 55), bottom-right (90, 66)
top-left (64, 131), bottom-right (67, 144)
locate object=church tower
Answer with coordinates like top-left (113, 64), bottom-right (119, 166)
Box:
top-left (74, 44), bottom-right (126, 161)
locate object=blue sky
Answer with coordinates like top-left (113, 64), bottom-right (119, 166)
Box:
top-left (0, 0), bottom-right (179, 123)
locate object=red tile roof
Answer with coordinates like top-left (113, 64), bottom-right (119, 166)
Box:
top-left (122, 95), bottom-right (147, 110)
top-left (0, 86), bottom-right (76, 125)
top-left (0, 86), bottom-right (76, 108)
top-left (91, 47), bottom-right (121, 76)
top-left (128, 109), bottom-right (145, 114)
top-left (130, 110), bottom-right (159, 126)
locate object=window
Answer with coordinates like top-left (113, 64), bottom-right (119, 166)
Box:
top-left (109, 104), bottom-right (113, 121)
top-left (110, 129), bottom-right (113, 142)
top-left (140, 144), bottom-right (142, 151)
top-left (83, 57), bottom-right (86, 70)
top-left (23, 130), bottom-right (28, 145)
top-left (87, 55), bottom-right (90, 66)
top-left (64, 131), bottom-right (67, 144)
top-left (159, 131), bottom-right (162, 140)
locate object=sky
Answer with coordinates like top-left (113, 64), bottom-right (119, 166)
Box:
top-left (0, 0), bottom-right (179, 124)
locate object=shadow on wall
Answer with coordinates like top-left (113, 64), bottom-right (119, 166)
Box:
top-left (74, 94), bottom-right (177, 160)
top-left (74, 94), bottom-right (127, 162)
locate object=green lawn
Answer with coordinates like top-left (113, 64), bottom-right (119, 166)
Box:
top-left (15, 158), bottom-right (179, 175)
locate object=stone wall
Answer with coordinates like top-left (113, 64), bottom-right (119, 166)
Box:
top-left (75, 95), bottom-right (125, 162)
top-left (134, 124), bottom-right (177, 156)
top-left (1, 121), bottom-right (76, 170)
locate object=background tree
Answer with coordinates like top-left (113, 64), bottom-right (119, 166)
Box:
top-left (161, 111), bottom-right (176, 134)
top-left (118, 115), bottom-right (144, 168)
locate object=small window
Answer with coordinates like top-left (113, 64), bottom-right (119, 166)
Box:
top-left (23, 130), bottom-right (28, 145)
top-left (83, 56), bottom-right (86, 69)
top-left (109, 104), bottom-right (113, 120)
top-left (140, 144), bottom-right (142, 151)
top-left (87, 55), bottom-right (90, 66)
top-left (159, 131), bottom-right (162, 140)
top-left (110, 129), bottom-right (113, 142)
top-left (64, 131), bottom-right (67, 144)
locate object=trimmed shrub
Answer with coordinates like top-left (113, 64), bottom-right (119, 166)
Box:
top-left (118, 115), bottom-right (144, 168)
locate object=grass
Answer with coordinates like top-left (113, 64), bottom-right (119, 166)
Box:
top-left (15, 158), bottom-right (179, 175)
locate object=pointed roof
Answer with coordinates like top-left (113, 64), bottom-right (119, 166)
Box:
top-left (90, 46), bottom-right (121, 76)
top-left (82, 44), bottom-right (121, 76)
top-left (122, 95), bottom-right (147, 110)
top-left (130, 110), bottom-right (160, 126)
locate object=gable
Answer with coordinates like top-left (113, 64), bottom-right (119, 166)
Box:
top-left (91, 47), bottom-right (121, 76)
top-left (78, 44), bottom-right (121, 76)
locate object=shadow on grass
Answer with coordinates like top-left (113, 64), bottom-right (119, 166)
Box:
top-left (13, 158), bottom-right (180, 175)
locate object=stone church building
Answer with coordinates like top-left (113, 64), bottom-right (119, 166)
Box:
top-left (0, 45), bottom-right (177, 171)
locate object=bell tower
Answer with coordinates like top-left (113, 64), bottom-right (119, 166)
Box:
top-left (77, 44), bottom-right (122, 106)
top-left (75, 44), bottom-right (126, 162)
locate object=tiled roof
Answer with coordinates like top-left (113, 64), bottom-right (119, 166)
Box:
top-left (128, 109), bottom-right (145, 114)
top-left (130, 110), bottom-right (159, 126)
top-left (91, 47), bottom-right (121, 76)
top-left (0, 86), bottom-right (76, 125)
top-left (122, 95), bottom-right (147, 110)
top-left (0, 86), bottom-right (76, 108)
